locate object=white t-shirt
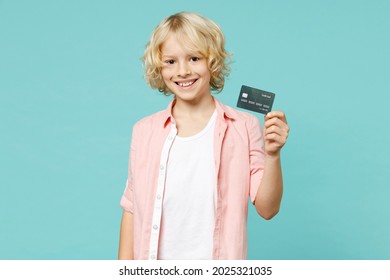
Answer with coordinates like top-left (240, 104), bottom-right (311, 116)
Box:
top-left (158, 110), bottom-right (217, 260)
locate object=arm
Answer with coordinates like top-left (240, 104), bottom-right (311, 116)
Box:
top-left (118, 210), bottom-right (134, 259)
top-left (119, 122), bottom-right (139, 259)
top-left (254, 111), bottom-right (289, 220)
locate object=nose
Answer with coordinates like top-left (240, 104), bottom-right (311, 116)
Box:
top-left (177, 61), bottom-right (191, 77)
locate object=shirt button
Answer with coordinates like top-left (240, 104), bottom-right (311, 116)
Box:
top-left (157, 194), bottom-right (161, 200)
top-left (153, 225), bottom-right (158, 230)
top-left (160, 164), bottom-right (164, 170)
top-left (168, 136), bottom-right (173, 141)
top-left (150, 255), bottom-right (156, 260)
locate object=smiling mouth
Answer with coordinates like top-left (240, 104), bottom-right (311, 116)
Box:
top-left (175, 79), bottom-right (197, 87)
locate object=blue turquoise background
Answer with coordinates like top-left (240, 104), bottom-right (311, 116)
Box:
top-left (1, 0), bottom-right (389, 259)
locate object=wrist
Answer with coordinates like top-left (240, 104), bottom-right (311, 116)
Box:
top-left (265, 151), bottom-right (281, 161)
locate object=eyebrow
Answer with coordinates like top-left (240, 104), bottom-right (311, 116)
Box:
top-left (162, 53), bottom-right (202, 59)
top-left (161, 55), bottom-right (176, 59)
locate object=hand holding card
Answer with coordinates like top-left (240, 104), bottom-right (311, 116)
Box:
top-left (264, 111), bottom-right (289, 157)
top-left (236, 85), bottom-right (289, 156)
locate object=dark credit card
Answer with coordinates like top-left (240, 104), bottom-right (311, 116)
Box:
top-left (237, 85), bottom-right (275, 114)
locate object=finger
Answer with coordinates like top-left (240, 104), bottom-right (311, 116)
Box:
top-left (264, 117), bottom-right (289, 131)
top-left (264, 125), bottom-right (287, 138)
top-left (264, 133), bottom-right (288, 145)
top-left (264, 125), bottom-right (283, 135)
top-left (264, 120), bottom-right (290, 138)
top-left (265, 111), bottom-right (288, 123)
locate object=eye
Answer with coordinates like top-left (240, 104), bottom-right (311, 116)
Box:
top-left (164, 59), bottom-right (175, 65)
top-left (190, 57), bottom-right (200, 62)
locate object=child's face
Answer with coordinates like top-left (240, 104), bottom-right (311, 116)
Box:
top-left (160, 33), bottom-right (211, 103)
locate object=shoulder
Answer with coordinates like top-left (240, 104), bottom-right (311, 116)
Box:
top-left (217, 100), bottom-right (261, 127)
top-left (133, 109), bottom-right (168, 132)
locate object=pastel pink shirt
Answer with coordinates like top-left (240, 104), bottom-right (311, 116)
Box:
top-left (120, 97), bottom-right (265, 259)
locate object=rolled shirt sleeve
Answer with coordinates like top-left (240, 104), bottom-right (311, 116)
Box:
top-left (120, 178), bottom-right (133, 213)
top-left (248, 115), bottom-right (265, 203)
top-left (120, 125), bottom-right (138, 213)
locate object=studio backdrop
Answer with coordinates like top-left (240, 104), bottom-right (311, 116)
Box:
top-left (1, 0), bottom-right (389, 259)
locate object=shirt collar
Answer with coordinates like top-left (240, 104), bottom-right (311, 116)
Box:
top-left (213, 96), bottom-right (235, 121)
top-left (161, 96), bottom-right (235, 127)
top-left (162, 98), bottom-right (176, 127)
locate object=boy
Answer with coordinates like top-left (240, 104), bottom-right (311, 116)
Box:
top-left (119, 12), bottom-right (289, 260)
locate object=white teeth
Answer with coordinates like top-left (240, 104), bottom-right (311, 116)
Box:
top-left (178, 80), bottom-right (195, 87)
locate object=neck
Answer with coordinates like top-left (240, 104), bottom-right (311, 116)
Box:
top-left (172, 95), bottom-right (215, 118)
